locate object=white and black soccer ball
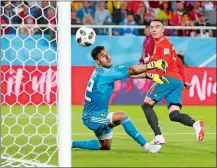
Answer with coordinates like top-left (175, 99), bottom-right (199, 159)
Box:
top-left (76, 27), bottom-right (96, 47)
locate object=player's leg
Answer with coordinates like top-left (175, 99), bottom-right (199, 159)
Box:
top-left (72, 112), bottom-right (147, 150)
top-left (73, 111), bottom-right (162, 152)
top-left (108, 112), bottom-right (161, 153)
top-left (166, 88), bottom-right (204, 142)
top-left (72, 139), bottom-right (100, 150)
top-left (72, 137), bottom-right (112, 150)
top-left (74, 126), bottom-right (113, 150)
top-left (72, 112), bottom-right (112, 150)
top-left (141, 82), bottom-right (171, 144)
top-left (91, 111), bottom-right (156, 150)
top-left (142, 97), bottom-right (161, 136)
top-left (98, 139), bottom-right (112, 150)
top-left (142, 97), bottom-right (165, 145)
top-left (110, 112), bottom-right (147, 146)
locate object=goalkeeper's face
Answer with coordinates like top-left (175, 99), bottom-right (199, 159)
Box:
top-left (96, 49), bottom-right (112, 68)
top-left (150, 21), bottom-right (164, 39)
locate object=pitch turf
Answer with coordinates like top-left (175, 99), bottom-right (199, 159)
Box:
top-left (1, 105), bottom-right (216, 167)
top-left (72, 105), bottom-right (216, 167)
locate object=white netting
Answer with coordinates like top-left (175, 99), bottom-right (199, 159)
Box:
top-left (1, 1), bottom-right (58, 167)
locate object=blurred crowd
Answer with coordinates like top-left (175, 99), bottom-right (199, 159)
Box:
top-left (1, 1), bottom-right (216, 37)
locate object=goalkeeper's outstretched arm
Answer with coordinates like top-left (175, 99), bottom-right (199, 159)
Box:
top-left (129, 73), bottom-right (169, 84)
top-left (128, 59), bottom-right (168, 75)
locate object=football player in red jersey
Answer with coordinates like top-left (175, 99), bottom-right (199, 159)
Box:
top-left (132, 19), bottom-right (204, 144)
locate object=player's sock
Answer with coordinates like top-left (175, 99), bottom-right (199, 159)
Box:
top-left (121, 116), bottom-right (147, 147)
top-left (142, 103), bottom-right (162, 136)
top-left (169, 110), bottom-right (195, 127)
top-left (72, 140), bottom-right (100, 150)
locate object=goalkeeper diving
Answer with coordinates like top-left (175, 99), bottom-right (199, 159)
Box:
top-left (72, 46), bottom-right (168, 153)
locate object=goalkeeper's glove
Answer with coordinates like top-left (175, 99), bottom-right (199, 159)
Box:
top-left (146, 73), bottom-right (169, 84)
top-left (147, 60), bottom-right (168, 73)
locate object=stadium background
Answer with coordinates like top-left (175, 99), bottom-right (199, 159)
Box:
top-left (1, 1), bottom-right (216, 167)
top-left (1, 0), bottom-right (216, 106)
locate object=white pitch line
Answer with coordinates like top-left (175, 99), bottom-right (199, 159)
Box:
top-left (72, 132), bottom-right (216, 135)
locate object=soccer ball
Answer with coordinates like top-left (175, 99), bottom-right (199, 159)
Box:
top-left (76, 27), bottom-right (96, 47)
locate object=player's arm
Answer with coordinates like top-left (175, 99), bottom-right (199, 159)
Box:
top-left (128, 60), bottom-right (168, 75)
top-left (176, 55), bottom-right (185, 81)
top-left (98, 65), bottom-right (131, 84)
top-left (98, 61), bottom-right (168, 85)
top-left (176, 55), bottom-right (191, 89)
top-left (129, 73), bottom-right (169, 84)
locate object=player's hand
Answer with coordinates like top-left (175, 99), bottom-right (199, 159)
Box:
top-left (184, 82), bottom-right (192, 89)
top-left (147, 60), bottom-right (168, 73)
top-left (146, 73), bottom-right (169, 84)
top-left (144, 54), bottom-right (151, 63)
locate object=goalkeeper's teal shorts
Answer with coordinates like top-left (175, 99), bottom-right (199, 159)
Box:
top-left (83, 111), bottom-right (112, 139)
top-left (146, 76), bottom-right (184, 108)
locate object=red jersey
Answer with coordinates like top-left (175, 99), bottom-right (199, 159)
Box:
top-left (149, 36), bottom-right (186, 82)
top-left (143, 35), bottom-right (155, 57)
top-left (139, 35), bottom-right (155, 63)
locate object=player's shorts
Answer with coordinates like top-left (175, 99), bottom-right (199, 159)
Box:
top-left (83, 112), bottom-right (115, 140)
top-left (146, 76), bottom-right (184, 108)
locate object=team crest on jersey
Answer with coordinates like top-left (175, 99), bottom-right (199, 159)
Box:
top-left (164, 48), bottom-right (170, 55)
top-left (100, 113), bottom-right (105, 117)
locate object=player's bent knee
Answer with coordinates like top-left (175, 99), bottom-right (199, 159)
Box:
top-left (100, 144), bottom-right (111, 150)
top-left (112, 112), bottom-right (126, 121)
top-left (169, 110), bottom-right (180, 121)
top-left (99, 139), bottom-right (112, 150)
top-left (168, 104), bottom-right (181, 113)
top-left (100, 145), bottom-right (111, 150)
top-left (107, 112), bottom-right (126, 128)
top-left (118, 112), bottom-right (127, 120)
top-left (144, 97), bottom-right (156, 105)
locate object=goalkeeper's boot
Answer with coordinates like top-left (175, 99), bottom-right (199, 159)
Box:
top-left (144, 142), bottom-right (162, 153)
top-left (150, 135), bottom-right (165, 145)
top-left (193, 120), bottom-right (204, 142)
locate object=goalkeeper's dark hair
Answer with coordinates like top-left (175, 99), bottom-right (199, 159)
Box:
top-left (91, 46), bottom-right (105, 60)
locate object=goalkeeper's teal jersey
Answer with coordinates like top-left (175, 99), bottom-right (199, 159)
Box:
top-left (82, 65), bottom-right (129, 119)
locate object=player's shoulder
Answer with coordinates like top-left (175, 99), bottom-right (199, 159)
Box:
top-left (98, 65), bottom-right (127, 75)
top-left (113, 64), bottom-right (127, 69)
top-left (96, 66), bottom-right (113, 77)
top-left (90, 67), bottom-right (100, 79)
top-left (160, 36), bottom-right (173, 47)
top-left (95, 66), bottom-right (106, 75)
top-left (161, 36), bottom-right (170, 44)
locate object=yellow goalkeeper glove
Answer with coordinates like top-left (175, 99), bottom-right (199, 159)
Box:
top-left (146, 73), bottom-right (169, 84)
top-left (147, 60), bottom-right (168, 73)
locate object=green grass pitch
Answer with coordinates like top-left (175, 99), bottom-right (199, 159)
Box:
top-left (1, 105), bottom-right (216, 167)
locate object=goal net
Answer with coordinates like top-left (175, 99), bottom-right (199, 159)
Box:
top-left (1, 1), bottom-right (71, 167)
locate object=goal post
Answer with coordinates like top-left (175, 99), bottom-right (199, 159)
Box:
top-left (1, 1), bottom-right (71, 167)
top-left (57, 2), bottom-right (72, 167)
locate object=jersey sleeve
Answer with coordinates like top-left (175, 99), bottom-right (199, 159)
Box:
top-left (171, 43), bottom-right (186, 82)
top-left (176, 55), bottom-right (186, 82)
top-left (98, 65), bottom-right (129, 84)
